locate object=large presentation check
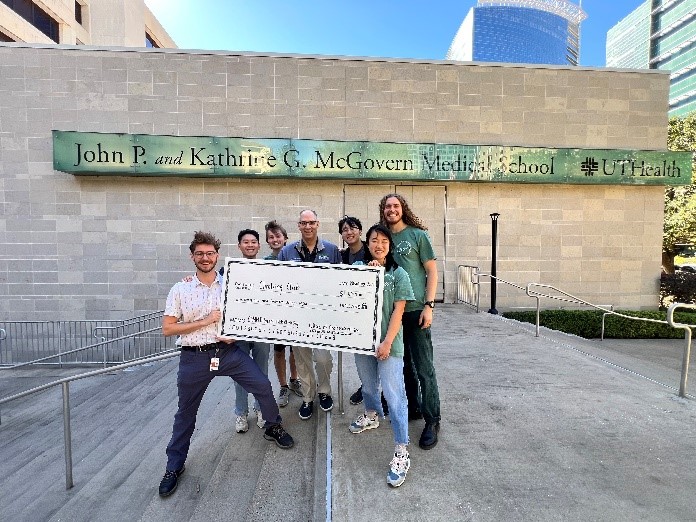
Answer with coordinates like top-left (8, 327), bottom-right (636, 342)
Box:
top-left (219, 259), bottom-right (384, 354)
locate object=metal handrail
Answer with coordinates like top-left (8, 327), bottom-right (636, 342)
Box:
top-left (457, 264), bottom-right (481, 311)
top-left (0, 351), bottom-right (182, 489)
top-left (0, 311), bottom-right (170, 367)
top-left (525, 283), bottom-right (613, 337)
top-left (667, 303), bottom-right (696, 398)
top-left (0, 326), bottom-right (165, 370)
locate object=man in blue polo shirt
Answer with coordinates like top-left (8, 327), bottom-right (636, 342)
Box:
top-left (278, 209), bottom-right (341, 420)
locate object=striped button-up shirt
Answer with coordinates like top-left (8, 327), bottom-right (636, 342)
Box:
top-left (164, 272), bottom-right (222, 347)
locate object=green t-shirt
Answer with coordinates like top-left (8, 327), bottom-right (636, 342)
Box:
top-left (263, 253), bottom-right (278, 260)
top-left (391, 226), bottom-right (436, 312)
top-left (353, 263), bottom-right (414, 357)
top-left (380, 265), bottom-right (415, 357)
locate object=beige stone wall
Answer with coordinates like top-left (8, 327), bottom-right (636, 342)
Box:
top-left (0, 45), bottom-right (671, 319)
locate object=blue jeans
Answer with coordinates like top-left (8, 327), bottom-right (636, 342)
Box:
top-left (354, 353), bottom-right (409, 446)
top-left (402, 309), bottom-right (441, 424)
top-left (166, 343), bottom-right (280, 472)
top-left (234, 341), bottom-right (270, 415)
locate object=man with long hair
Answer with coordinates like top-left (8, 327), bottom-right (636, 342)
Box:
top-left (379, 194), bottom-right (442, 450)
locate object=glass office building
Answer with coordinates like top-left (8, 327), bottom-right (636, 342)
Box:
top-left (607, 0), bottom-right (696, 117)
top-left (446, 0), bottom-right (586, 66)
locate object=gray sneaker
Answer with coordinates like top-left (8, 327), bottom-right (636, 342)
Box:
top-left (288, 378), bottom-right (302, 397)
top-left (277, 386), bottom-right (290, 407)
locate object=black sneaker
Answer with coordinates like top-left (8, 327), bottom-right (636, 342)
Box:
top-left (318, 393), bottom-right (333, 412)
top-left (349, 386), bottom-right (363, 405)
top-left (299, 400), bottom-right (314, 420)
top-left (264, 424), bottom-right (294, 449)
top-left (419, 421), bottom-right (440, 450)
top-left (158, 465), bottom-right (185, 497)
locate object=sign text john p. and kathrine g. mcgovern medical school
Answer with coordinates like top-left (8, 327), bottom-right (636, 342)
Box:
top-left (53, 131), bottom-right (692, 186)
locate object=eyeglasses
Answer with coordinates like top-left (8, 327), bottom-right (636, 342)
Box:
top-left (193, 251), bottom-right (218, 258)
top-left (341, 226), bottom-right (359, 233)
top-left (298, 221), bottom-right (318, 227)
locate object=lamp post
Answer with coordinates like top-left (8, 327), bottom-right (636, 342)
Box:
top-left (489, 213), bottom-right (500, 315)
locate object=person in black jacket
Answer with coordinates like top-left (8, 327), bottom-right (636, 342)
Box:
top-left (339, 215), bottom-right (368, 265)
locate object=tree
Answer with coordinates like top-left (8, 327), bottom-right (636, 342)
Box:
top-left (664, 114), bottom-right (696, 273)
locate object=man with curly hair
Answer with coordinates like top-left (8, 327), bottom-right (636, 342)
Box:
top-left (159, 231), bottom-right (294, 497)
top-left (380, 194), bottom-right (442, 450)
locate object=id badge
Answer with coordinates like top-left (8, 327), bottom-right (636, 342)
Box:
top-left (209, 357), bottom-right (220, 371)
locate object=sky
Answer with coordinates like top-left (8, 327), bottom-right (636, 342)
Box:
top-left (144, 1), bottom-right (641, 68)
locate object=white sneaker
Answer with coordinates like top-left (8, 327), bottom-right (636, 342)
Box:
top-left (254, 409), bottom-right (265, 429)
top-left (235, 415), bottom-right (248, 433)
top-left (387, 451), bottom-right (410, 487)
top-left (349, 412), bottom-right (379, 434)
top-left (277, 386), bottom-right (290, 407)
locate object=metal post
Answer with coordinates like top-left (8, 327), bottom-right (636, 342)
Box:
top-left (337, 351), bottom-right (344, 414)
top-left (488, 213), bottom-right (500, 314)
top-left (62, 382), bottom-right (74, 489)
top-left (679, 329), bottom-right (692, 398)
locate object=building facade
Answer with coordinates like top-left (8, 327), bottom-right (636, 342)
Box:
top-left (0, 41), bottom-right (686, 321)
top-left (607, 0), bottom-right (696, 117)
top-left (446, 0), bottom-right (586, 66)
top-left (0, 0), bottom-right (175, 47)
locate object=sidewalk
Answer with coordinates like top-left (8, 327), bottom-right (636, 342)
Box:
top-left (330, 306), bottom-right (696, 521)
top-left (1, 305), bottom-right (694, 521)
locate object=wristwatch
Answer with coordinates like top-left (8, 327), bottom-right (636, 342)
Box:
top-left (425, 301), bottom-right (435, 309)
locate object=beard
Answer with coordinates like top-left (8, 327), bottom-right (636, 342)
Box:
top-left (195, 261), bottom-right (217, 273)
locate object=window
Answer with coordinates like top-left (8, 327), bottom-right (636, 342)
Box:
top-left (0, 28), bottom-right (15, 42)
top-left (1, 0), bottom-right (59, 42)
top-left (75, 1), bottom-right (82, 25)
top-left (145, 32), bottom-right (159, 48)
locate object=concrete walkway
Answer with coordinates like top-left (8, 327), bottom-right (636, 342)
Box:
top-left (1, 305), bottom-right (694, 521)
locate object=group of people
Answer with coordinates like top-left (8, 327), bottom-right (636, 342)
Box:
top-left (158, 193), bottom-right (442, 495)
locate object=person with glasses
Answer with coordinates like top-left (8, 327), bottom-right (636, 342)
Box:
top-left (231, 229), bottom-right (273, 434)
top-left (277, 209), bottom-right (341, 420)
top-left (339, 215), bottom-right (367, 265)
top-left (263, 220), bottom-right (302, 407)
top-left (339, 215), bottom-right (389, 413)
top-left (159, 231), bottom-right (294, 498)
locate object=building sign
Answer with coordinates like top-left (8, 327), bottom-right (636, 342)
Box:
top-left (53, 131), bottom-right (692, 185)
top-left (219, 259), bottom-right (383, 354)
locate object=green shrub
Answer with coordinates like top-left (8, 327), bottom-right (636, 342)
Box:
top-left (502, 309), bottom-right (696, 339)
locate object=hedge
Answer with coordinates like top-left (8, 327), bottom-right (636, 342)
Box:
top-left (501, 309), bottom-right (696, 339)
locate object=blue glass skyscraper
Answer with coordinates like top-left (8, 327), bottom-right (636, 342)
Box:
top-left (446, 0), bottom-right (586, 66)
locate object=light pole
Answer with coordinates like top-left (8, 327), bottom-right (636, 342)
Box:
top-left (489, 213), bottom-right (500, 315)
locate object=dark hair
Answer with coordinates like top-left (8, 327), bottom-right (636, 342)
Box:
top-left (365, 223), bottom-right (398, 271)
top-left (379, 193), bottom-right (427, 230)
top-left (264, 220), bottom-right (288, 240)
top-left (338, 215), bottom-right (362, 234)
top-left (189, 231), bottom-right (221, 253)
top-left (237, 229), bottom-right (260, 243)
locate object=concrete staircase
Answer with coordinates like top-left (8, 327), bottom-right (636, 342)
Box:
top-left (0, 360), bottom-right (323, 522)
